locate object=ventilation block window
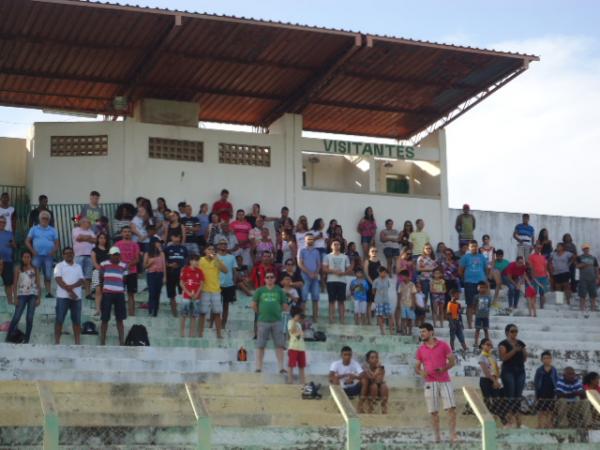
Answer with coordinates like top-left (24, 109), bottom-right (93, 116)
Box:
top-left (50, 135), bottom-right (108, 157)
top-left (148, 137), bottom-right (204, 162)
top-left (218, 143), bottom-right (271, 167)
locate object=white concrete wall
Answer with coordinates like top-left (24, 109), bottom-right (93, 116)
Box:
top-left (448, 208), bottom-right (600, 259)
top-left (0, 137), bottom-right (27, 186)
top-left (26, 115), bottom-right (450, 248)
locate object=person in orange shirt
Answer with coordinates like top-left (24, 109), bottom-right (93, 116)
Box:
top-left (446, 289), bottom-right (467, 356)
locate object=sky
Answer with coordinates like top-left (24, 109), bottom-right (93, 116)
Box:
top-left (1, 0), bottom-right (599, 217)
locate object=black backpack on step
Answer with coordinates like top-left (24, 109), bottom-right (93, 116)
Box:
top-left (125, 324), bottom-right (150, 346)
top-left (5, 328), bottom-right (25, 344)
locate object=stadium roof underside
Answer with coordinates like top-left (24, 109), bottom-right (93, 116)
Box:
top-left (0, 0), bottom-right (539, 141)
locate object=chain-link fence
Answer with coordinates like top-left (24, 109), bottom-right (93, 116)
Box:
top-left (483, 395), bottom-right (600, 430)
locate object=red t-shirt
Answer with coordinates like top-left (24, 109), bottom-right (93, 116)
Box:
top-left (180, 266), bottom-right (204, 299)
top-left (115, 240), bottom-right (140, 274)
top-left (505, 262), bottom-right (526, 279)
top-left (416, 339), bottom-right (452, 382)
top-left (251, 263), bottom-right (279, 289)
top-left (528, 254), bottom-right (547, 278)
top-left (230, 220), bottom-right (253, 247)
top-left (212, 200), bottom-right (233, 222)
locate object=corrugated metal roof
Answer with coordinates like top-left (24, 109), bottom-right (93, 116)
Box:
top-left (0, 0), bottom-right (539, 139)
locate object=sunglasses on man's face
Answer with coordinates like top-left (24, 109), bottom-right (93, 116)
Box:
top-left (265, 275), bottom-right (275, 279)
top-left (510, 329), bottom-right (518, 333)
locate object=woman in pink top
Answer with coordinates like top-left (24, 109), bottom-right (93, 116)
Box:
top-left (357, 207), bottom-right (377, 257)
top-left (396, 248), bottom-right (415, 281)
top-left (144, 240), bottom-right (165, 317)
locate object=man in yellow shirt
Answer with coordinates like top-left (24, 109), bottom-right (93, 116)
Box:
top-left (198, 245), bottom-right (227, 338)
top-left (409, 219), bottom-right (430, 259)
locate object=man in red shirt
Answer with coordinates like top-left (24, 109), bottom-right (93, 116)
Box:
top-left (251, 251), bottom-right (278, 288)
top-left (179, 253), bottom-right (204, 337)
top-left (211, 189), bottom-right (233, 223)
top-left (505, 256), bottom-right (531, 311)
top-left (415, 323), bottom-right (457, 443)
top-left (528, 244), bottom-right (550, 309)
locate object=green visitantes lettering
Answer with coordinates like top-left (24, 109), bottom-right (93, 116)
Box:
top-left (323, 140), bottom-right (415, 160)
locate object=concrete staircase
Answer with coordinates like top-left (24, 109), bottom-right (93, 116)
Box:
top-left (1, 281), bottom-right (600, 449)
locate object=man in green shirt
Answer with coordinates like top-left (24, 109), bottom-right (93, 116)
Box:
top-left (252, 271), bottom-right (289, 374)
top-left (491, 249), bottom-right (510, 302)
top-left (455, 204), bottom-right (476, 249)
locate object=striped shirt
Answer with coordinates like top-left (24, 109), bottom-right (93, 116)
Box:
top-left (100, 260), bottom-right (128, 294)
top-left (556, 378), bottom-right (583, 402)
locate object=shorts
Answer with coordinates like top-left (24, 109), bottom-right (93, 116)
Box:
top-left (343, 382), bottom-right (362, 397)
top-left (184, 242), bottom-right (200, 257)
top-left (475, 317), bottom-right (489, 330)
top-left (375, 302), bottom-right (391, 317)
top-left (383, 247), bottom-right (400, 258)
top-left (55, 297), bottom-right (82, 326)
top-left (179, 298), bottom-right (201, 318)
top-left (327, 282), bottom-right (347, 303)
top-left (91, 269), bottom-right (101, 289)
top-left (401, 305), bottom-right (415, 320)
top-left (221, 285), bottom-right (237, 303)
top-left (75, 255), bottom-right (93, 279)
top-left (431, 293), bottom-right (445, 307)
top-left (535, 276), bottom-right (550, 295)
top-left (124, 273), bottom-right (138, 294)
top-left (33, 254), bottom-right (54, 281)
top-left (415, 306), bottom-right (427, 318)
top-left (256, 321), bottom-right (285, 349)
top-left (360, 236), bottom-right (374, 245)
top-left (536, 397), bottom-right (556, 412)
top-left (100, 292), bottom-right (127, 322)
top-left (354, 300), bottom-right (367, 314)
top-left (578, 279), bottom-right (597, 299)
top-left (288, 349), bottom-right (307, 368)
top-left (464, 282), bottom-right (479, 307)
top-left (424, 381), bottom-right (456, 413)
top-left (1, 260), bottom-right (14, 286)
top-left (199, 292), bottom-right (223, 315)
top-left (553, 272), bottom-right (570, 284)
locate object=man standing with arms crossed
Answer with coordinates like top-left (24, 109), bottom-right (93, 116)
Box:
top-left (415, 323), bottom-right (458, 443)
top-left (459, 240), bottom-right (489, 329)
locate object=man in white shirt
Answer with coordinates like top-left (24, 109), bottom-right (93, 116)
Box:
top-left (329, 346), bottom-right (364, 397)
top-left (0, 192), bottom-right (16, 233)
top-left (53, 247), bottom-right (84, 345)
top-left (72, 217), bottom-right (96, 299)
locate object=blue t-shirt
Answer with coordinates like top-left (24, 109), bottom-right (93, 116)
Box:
top-left (218, 253), bottom-right (236, 288)
top-left (0, 230), bottom-right (13, 262)
top-left (197, 213), bottom-right (210, 237)
top-left (350, 278), bottom-right (369, 302)
top-left (514, 223), bottom-right (534, 245)
top-left (165, 244), bottom-right (188, 269)
top-left (459, 253), bottom-right (488, 283)
top-left (299, 247), bottom-right (321, 273)
top-left (27, 225), bottom-right (58, 256)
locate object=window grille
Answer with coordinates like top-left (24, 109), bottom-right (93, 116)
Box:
top-left (148, 137), bottom-right (204, 162)
top-left (50, 135), bottom-right (108, 157)
top-left (218, 143), bottom-right (270, 167)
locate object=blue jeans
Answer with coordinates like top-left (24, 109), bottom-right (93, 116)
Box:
top-left (301, 273), bottom-right (320, 302)
top-left (8, 295), bottom-right (37, 342)
top-left (55, 297), bottom-right (82, 326)
top-left (507, 282), bottom-right (520, 308)
top-left (146, 272), bottom-right (164, 317)
top-left (449, 319), bottom-right (465, 349)
top-left (501, 371), bottom-right (526, 412)
top-left (33, 254), bottom-right (53, 281)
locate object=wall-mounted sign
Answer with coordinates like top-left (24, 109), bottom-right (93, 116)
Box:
top-left (323, 140), bottom-right (415, 160)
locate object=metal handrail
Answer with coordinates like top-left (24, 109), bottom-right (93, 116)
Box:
top-left (330, 385), bottom-right (361, 450)
top-left (463, 386), bottom-right (497, 450)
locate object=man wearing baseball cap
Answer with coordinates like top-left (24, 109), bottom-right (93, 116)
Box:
top-left (576, 244), bottom-right (598, 312)
top-left (99, 246), bottom-right (128, 345)
top-left (455, 204), bottom-right (476, 249)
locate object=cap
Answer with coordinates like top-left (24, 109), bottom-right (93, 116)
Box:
top-left (582, 243), bottom-right (591, 249)
top-left (109, 246), bottom-right (121, 255)
top-left (463, 203), bottom-right (470, 209)
top-left (218, 238), bottom-right (228, 244)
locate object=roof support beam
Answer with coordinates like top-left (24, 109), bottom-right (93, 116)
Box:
top-left (120, 14), bottom-right (183, 99)
top-left (312, 100), bottom-right (437, 116)
top-left (339, 70), bottom-right (475, 90)
top-left (259, 34), bottom-right (364, 128)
